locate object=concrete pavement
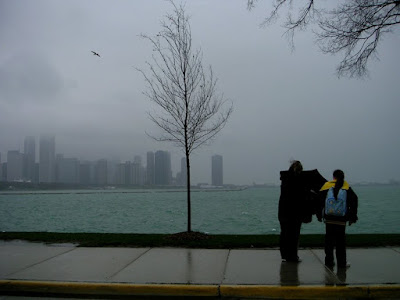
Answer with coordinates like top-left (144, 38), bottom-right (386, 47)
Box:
top-left (0, 240), bottom-right (399, 299)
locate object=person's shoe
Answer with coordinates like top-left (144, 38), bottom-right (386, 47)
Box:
top-left (286, 257), bottom-right (302, 263)
top-left (338, 262), bottom-right (351, 268)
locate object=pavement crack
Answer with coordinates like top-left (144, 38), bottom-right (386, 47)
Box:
top-left (106, 247), bottom-right (151, 280)
top-left (390, 247), bottom-right (400, 254)
top-left (221, 249), bottom-right (231, 284)
top-left (309, 248), bottom-right (343, 286)
top-left (6, 246), bottom-right (76, 277)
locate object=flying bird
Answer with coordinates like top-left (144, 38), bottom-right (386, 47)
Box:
top-left (91, 51), bottom-right (101, 57)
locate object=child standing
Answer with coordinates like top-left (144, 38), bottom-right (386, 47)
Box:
top-left (317, 170), bottom-right (358, 268)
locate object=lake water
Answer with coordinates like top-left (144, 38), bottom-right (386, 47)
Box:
top-left (0, 186), bottom-right (399, 234)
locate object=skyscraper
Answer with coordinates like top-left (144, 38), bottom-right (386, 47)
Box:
top-left (178, 157), bottom-right (187, 186)
top-left (39, 135), bottom-right (56, 183)
top-left (56, 155), bottom-right (79, 184)
top-left (146, 151), bottom-right (155, 185)
top-left (155, 150), bottom-right (171, 186)
top-left (115, 162), bottom-right (126, 185)
top-left (79, 161), bottom-right (92, 185)
top-left (107, 160), bottom-right (117, 185)
top-left (95, 159), bottom-right (108, 185)
top-left (212, 154), bottom-right (223, 186)
top-left (7, 150), bottom-right (24, 181)
top-left (0, 152), bottom-right (6, 181)
top-left (124, 161), bottom-right (132, 184)
top-left (23, 136), bottom-right (36, 181)
top-left (133, 155), bottom-right (144, 185)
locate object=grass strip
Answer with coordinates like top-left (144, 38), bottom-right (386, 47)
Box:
top-left (1, 232), bottom-right (399, 248)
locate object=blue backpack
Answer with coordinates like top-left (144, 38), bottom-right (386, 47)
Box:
top-left (325, 187), bottom-right (347, 217)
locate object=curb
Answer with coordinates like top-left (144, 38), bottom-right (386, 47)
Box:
top-left (0, 280), bottom-right (219, 297)
top-left (220, 285), bottom-right (400, 299)
top-left (1, 280), bottom-right (400, 298)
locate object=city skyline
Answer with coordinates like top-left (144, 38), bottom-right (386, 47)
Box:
top-left (0, 135), bottom-right (225, 186)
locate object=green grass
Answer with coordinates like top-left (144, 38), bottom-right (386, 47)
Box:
top-left (1, 232), bottom-right (399, 248)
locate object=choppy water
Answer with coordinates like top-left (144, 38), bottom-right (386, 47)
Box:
top-left (0, 186), bottom-right (399, 234)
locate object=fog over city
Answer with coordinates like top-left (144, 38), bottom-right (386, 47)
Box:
top-left (1, 1), bottom-right (399, 185)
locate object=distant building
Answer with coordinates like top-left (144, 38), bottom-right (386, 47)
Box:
top-left (7, 150), bottom-right (24, 181)
top-left (79, 161), bottom-right (92, 185)
top-left (115, 163), bottom-right (126, 185)
top-left (23, 136), bottom-right (36, 182)
top-left (155, 150), bottom-right (171, 186)
top-left (1, 163), bottom-right (7, 182)
top-left (212, 154), bottom-right (223, 186)
top-left (39, 135), bottom-right (56, 183)
top-left (95, 159), bottom-right (108, 185)
top-left (146, 151), bottom-right (155, 185)
top-left (107, 160), bottom-right (117, 185)
top-left (124, 161), bottom-right (133, 184)
top-left (177, 157), bottom-right (187, 186)
top-left (34, 163), bottom-right (39, 183)
top-left (133, 155), bottom-right (145, 185)
top-left (56, 155), bottom-right (80, 184)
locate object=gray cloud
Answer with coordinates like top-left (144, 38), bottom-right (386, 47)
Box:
top-left (0, 0), bottom-right (399, 185)
top-left (0, 52), bottom-right (64, 103)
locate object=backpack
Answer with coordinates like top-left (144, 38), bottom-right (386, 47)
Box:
top-left (325, 187), bottom-right (347, 217)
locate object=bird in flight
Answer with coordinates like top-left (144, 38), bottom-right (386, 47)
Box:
top-left (91, 51), bottom-right (101, 57)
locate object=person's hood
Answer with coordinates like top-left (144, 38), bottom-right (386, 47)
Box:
top-left (320, 180), bottom-right (350, 191)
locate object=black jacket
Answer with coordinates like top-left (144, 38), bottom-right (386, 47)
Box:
top-left (278, 169), bottom-right (326, 223)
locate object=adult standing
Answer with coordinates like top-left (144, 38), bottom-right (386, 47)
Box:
top-left (279, 160), bottom-right (326, 262)
top-left (279, 160), bottom-right (305, 262)
top-left (317, 169), bottom-right (358, 268)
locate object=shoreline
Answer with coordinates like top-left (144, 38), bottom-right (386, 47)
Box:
top-left (1, 232), bottom-right (399, 248)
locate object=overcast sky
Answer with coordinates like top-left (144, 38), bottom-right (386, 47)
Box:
top-left (1, 0), bottom-right (399, 185)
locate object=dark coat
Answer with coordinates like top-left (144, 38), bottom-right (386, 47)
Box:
top-left (278, 169), bottom-right (326, 223)
top-left (316, 185), bottom-right (358, 225)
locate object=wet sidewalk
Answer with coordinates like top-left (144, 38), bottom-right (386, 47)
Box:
top-left (0, 241), bottom-right (399, 299)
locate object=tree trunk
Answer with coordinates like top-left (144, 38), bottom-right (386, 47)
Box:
top-left (186, 153), bottom-right (191, 232)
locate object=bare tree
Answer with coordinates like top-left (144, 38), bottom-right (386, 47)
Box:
top-left (138, 2), bottom-right (233, 233)
top-left (248, 0), bottom-right (400, 78)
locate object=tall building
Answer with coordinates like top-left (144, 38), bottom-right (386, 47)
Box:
top-left (7, 150), bottom-right (24, 181)
top-left (23, 136), bottom-right (36, 181)
top-left (155, 150), bottom-right (171, 186)
top-left (79, 161), bottom-right (92, 185)
top-left (124, 161), bottom-right (132, 184)
top-left (56, 155), bottom-right (79, 184)
top-left (115, 162), bottom-right (126, 185)
top-left (33, 163), bottom-right (39, 183)
top-left (107, 160), bottom-right (117, 185)
top-left (1, 164), bottom-right (7, 182)
top-left (177, 157), bottom-right (187, 186)
top-left (133, 155), bottom-right (145, 185)
top-left (39, 135), bottom-right (56, 183)
top-left (212, 154), bottom-right (223, 186)
top-left (95, 159), bottom-right (108, 185)
top-left (146, 151), bottom-right (155, 185)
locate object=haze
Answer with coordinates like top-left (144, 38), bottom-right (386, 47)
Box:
top-left (1, 1), bottom-right (399, 185)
